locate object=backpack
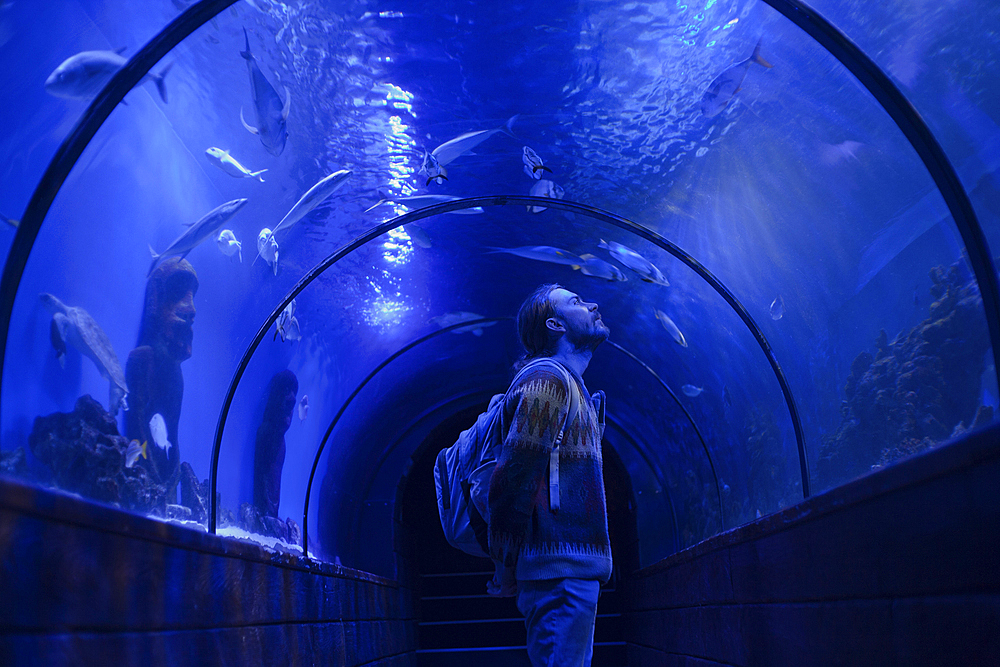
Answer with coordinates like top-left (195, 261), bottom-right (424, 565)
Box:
top-left (433, 358), bottom-right (579, 558)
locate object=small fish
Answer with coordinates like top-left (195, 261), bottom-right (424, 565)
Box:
top-left (216, 229), bottom-right (242, 261)
top-left (487, 245), bottom-right (582, 267)
top-left (298, 395), bottom-right (309, 421)
top-left (701, 38), bottom-right (772, 118)
top-left (681, 384), bottom-right (703, 397)
top-left (205, 147), bottom-right (267, 182)
top-left (274, 299), bottom-right (301, 342)
top-left (240, 28), bottom-right (290, 156)
top-left (149, 413), bottom-right (172, 456)
top-left (522, 146), bottom-right (552, 179)
top-left (419, 151), bottom-right (448, 185)
top-left (49, 319), bottom-right (67, 368)
top-left (654, 310), bottom-right (688, 347)
top-left (770, 295), bottom-right (784, 320)
top-left (430, 312), bottom-right (497, 336)
top-left (599, 239), bottom-right (669, 286)
top-left (576, 254), bottom-right (627, 282)
top-left (428, 115), bottom-right (519, 167)
top-left (45, 49), bottom-right (172, 103)
top-left (270, 169), bottom-right (352, 237)
top-left (365, 192), bottom-right (484, 215)
top-left (148, 198), bottom-right (248, 276)
top-left (527, 179), bottom-right (565, 213)
top-left (257, 228), bottom-right (279, 275)
top-left (1, 212), bottom-right (18, 228)
top-left (408, 225), bottom-right (432, 249)
top-left (125, 439), bottom-right (148, 468)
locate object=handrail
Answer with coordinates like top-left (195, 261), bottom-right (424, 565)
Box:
top-left (209, 195), bottom-right (806, 531)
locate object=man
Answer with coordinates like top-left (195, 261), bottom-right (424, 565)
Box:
top-left (488, 283), bottom-right (612, 666)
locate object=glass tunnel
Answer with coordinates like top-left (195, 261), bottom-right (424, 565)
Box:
top-left (1, 0), bottom-right (999, 661)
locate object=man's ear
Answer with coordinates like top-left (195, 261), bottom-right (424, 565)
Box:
top-left (545, 316), bottom-right (565, 333)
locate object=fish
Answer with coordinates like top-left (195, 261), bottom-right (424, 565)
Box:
top-left (527, 179), bottom-right (565, 213)
top-left (274, 299), bottom-right (301, 342)
top-left (770, 295), bottom-right (784, 320)
top-left (654, 309), bottom-right (688, 347)
top-left (681, 384), bottom-right (704, 397)
top-left (365, 192), bottom-right (484, 215)
top-left (205, 147), bottom-right (267, 182)
top-left (298, 395), bottom-right (308, 421)
top-left (216, 229), bottom-right (242, 262)
top-left (270, 169), bottom-right (351, 236)
top-left (49, 319), bottom-right (67, 368)
top-left (239, 27), bottom-right (290, 156)
top-left (427, 115), bottom-right (519, 168)
top-left (1, 212), bottom-right (18, 228)
top-left (522, 146), bottom-right (552, 179)
top-left (149, 413), bottom-right (172, 456)
top-left (125, 439), bottom-right (148, 468)
top-left (575, 254), bottom-right (627, 282)
top-left (419, 151), bottom-right (448, 185)
top-left (257, 228), bottom-right (279, 275)
top-left (599, 239), bottom-right (669, 286)
top-left (430, 312), bottom-right (497, 336)
top-left (408, 225), bottom-right (432, 248)
top-left (486, 245), bottom-right (582, 267)
top-left (148, 198), bottom-right (248, 276)
top-left (701, 38), bottom-right (772, 118)
top-left (45, 49), bottom-right (172, 103)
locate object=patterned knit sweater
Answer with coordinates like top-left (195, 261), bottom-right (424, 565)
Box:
top-left (487, 362), bottom-right (612, 583)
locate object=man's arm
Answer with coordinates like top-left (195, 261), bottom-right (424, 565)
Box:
top-left (487, 367), bottom-right (570, 568)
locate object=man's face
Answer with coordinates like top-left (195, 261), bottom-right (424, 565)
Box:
top-left (549, 288), bottom-right (610, 350)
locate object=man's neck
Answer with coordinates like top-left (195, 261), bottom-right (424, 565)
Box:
top-left (549, 340), bottom-right (593, 377)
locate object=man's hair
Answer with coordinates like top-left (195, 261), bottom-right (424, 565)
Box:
top-left (515, 283), bottom-right (562, 368)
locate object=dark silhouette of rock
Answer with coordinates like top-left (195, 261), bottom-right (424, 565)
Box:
top-left (818, 262), bottom-right (991, 488)
top-left (237, 501), bottom-right (301, 545)
top-left (28, 394), bottom-right (167, 515)
top-left (179, 461), bottom-right (210, 524)
top-left (252, 369), bottom-right (298, 518)
top-left (125, 258), bottom-right (198, 498)
top-left (1, 447), bottom-right (27, 476)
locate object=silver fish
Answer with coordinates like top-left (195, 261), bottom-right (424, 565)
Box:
top-left (654, 310), bottom-right (688, 347)
top-left (407, 225), bottom-right (433, 248)
top-left (522, 146), bottom-right (552, 179)
top-left (205, 147), bottom-right (267, 182)
top-left (428, 115), bottom-right (519, 167)
top-left (148, 198), bottom-right (248, 276)
top-left (430, 311), bottom-right (497, 336)
top-left (271, 169), bottom-right (351, 236)
top-left (681, 384), bottom-right (703, 397)
top-left (240, 28), bottom-right (290, 156)
top-left (599, 239), bottom-right (669, 286)
top-left (576, 254), bottom-right (627, 282)
top-left (298, 395), bottom-right (309, 421)
top-left (487, 245), bottom-right (582, 267)
top-left (274, 299), bottom-right (301, 342)
top-left (257, 228), bottom-right (279, 275)
top-left (527, 179), bottom-right (565, 213)
top-left (149, 413), bottom-right (172, 456)
top-left (216, 229), bottom-right (242, 262)
top-left (701, 38), bottom-right (772, 118)
top-left (366, 192), bottom-right (484, 215)
top-left (45, 49), bottom-right (172, 103)
top-left (770, 295), bottom-right (784, 320)
top-left (125, 439), bottom-right (147, 468)
top-left (419, 151), bottom-right (448, 185)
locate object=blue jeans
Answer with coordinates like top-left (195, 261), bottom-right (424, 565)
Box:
top-left (516, 578), bottom-right (601, 667)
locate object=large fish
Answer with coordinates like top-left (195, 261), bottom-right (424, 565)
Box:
top-left (654, 309), bottom-right (688, 347)
top-left (365, 192), bottom-right (484, 215)
top-left (527, 179), bottom-right (565, 213)
top-left (576, 254), bottom-right (627, 282)
top-left (45, 49), bottom-right (172, 103)
top-left (148, 198), bottom-right (248, 276)
top-left (599, 239), bottom-right (669, 286)
top-left (487, 245), bottom-right (582, 267)
top-left (270, 169), bottom-right (351, 236)
top-left (205, 147), bottom-right (267, 182)
top-left (240, 28), bottom-right (290, 156)
top-left (425, 115), bottom-right (519, 168)
top-left (701, 39), bottom-right (772, 118)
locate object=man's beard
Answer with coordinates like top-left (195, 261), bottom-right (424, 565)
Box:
top-left (569, 321), bottom-right (610, 352)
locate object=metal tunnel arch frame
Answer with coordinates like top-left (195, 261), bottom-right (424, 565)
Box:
top-left (299, 319), bottom-right (716, 558)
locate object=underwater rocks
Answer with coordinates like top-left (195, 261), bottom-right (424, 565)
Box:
top-left (28, 394), bottom-right (168, 515)
top-left (238, 502), bottom-right (301, 545)
top-left (1, 447), bottom-right (27, 477)
top-left (818, 262), bottom-right (991, 488)
top-left (179, 461), bottom-right (210, 524)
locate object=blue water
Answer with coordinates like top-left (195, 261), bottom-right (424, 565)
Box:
top-left (1, 0), bottom-right (998, 572)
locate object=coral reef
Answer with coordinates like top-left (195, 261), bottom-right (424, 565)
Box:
top-left (817, 263), bottom-right (991, 488)
top-left (238, 502), bottom-right (302, 545)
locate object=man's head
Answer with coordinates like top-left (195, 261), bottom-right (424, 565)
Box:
top-left (517, 283), bottom-right (610, 359)
top-left (137, 257), bottom-right (198, 361)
